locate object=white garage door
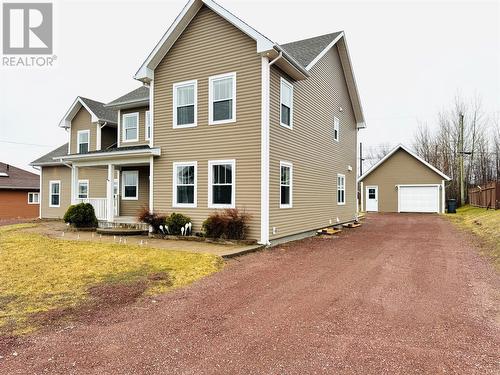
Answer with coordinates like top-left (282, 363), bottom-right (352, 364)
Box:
top-left (399, 185), bottom-right (439, 213)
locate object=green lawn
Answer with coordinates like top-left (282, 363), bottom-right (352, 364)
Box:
top-left (0, 224), bottom-right (223, 335)
top-left (447, 205), bottom-right (500, 269)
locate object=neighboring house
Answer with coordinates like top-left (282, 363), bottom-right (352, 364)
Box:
top-left (0, 162), bottom-right (40, 220)
top-left (358, 145), bottom-right (451, 213)
top-left (31, 0), bottom-right (366, 244)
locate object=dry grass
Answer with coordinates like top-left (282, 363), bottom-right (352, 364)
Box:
top-left (0, 224), bottom-right (223, 335)
top-left (447, 205), bottom-right (500, 269)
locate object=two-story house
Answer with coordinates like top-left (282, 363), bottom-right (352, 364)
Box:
top-left (31, 0), bottom-right (366, 245)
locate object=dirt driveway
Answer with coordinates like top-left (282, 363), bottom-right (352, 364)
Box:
top-left (1, 214), bottom-right (499, 374)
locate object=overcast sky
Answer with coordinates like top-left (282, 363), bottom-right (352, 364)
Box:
top-left (1, 0), bottom-right (499, 173)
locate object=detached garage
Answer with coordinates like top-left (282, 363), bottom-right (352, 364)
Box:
top-left (358, 145), bottom-right (451, 213)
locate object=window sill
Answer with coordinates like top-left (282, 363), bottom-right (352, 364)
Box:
top-left (173, 203), bottom-right (197, 208)
top-left (279, 122), bottom-right (293, 129)
top-left (49, 205), bottom-right (60, 208)
top-left (337, 202), bottom-right (346, 206)
top-left (209, 118), bottom-right (236, 126)
top-left (208, 203), bottom-right (235, 209)
top-left (280, 204), bottom-right (292, 209)
top-left (122, 197), bottom-right (138, 201)
top-left (173, 123), bottom-right (197, 129)
top-left (122, 139), bottom-right (139, 143)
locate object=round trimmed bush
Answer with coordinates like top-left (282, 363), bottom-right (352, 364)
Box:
top-left (63, 203), bottom-right (98, 228)
top-left (165, 212), bottom-right (191, 235)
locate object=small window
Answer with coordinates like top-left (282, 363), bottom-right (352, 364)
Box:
top-left (78, 180), bottom-right (89, 199)
top-left (28, 192), bottom-right (39, 204)
top-left (368, 188), bottom-right (376, 199)
top-left (209, 160), bottom-right (235, 208)
top-left (145, 110), bottom-right (151, 140)
top-left (122, 113), bottom-right (139, 142)
top-left (333, 116), bottom-right (340, 142)
top-left (280, 162), bottom-right (293, 208)
top-left (122, 171), bottom-right (138, 200)
top-left (280, 77), bottom-right (293, 128)
top-left (49, 181), bottom-right (60, 207)
top-left (337, 174), bottom-right (345, 205)
top-left (173, 162), bottom-right (197, 207)
top-left (173, 80), bottom-right (197, 128)
top-left (77, 130), bottom-right (90, 153)
top-left (209, 73), bottom-right (236, 125)
top-left (113, 179), bottom-right (119, 195)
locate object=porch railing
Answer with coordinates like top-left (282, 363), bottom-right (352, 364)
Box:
top-left (76, 198), bottom-right (108, 220)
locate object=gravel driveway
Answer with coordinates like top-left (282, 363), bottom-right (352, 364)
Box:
top-left (1, 214), bottom-right (499, 374)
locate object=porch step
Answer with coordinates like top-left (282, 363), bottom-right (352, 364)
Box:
top-left (317, 227), bottom-right (342, 236)
top-left (97, 228), bottom-right (148, 236)
top-left (342, 222), bottom-right (362, 228)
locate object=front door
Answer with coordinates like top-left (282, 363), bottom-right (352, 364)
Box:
top-left (366, 186), bottom-right (378, 212)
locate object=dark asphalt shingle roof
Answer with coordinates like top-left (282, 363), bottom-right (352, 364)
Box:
top-left (106, 86), bottom-right (150, 107)
top-left (279, 32), bottom-right (343, 68)
top-left (79, 97), bottom-right (117, 124)
top-left (65, 145), bottom-right (151, 157)
top-left (31, 143), bottom-right (68, 165)
top-left (0, 162), bottom-right (39, 190)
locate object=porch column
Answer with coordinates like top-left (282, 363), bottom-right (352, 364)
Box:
top-left (71, 165), bottom-right (79, 204)
top-left (106, 164), bottom-right (115, 222)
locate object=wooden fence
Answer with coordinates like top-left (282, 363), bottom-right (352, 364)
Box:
top-left (468, 181), bottom-right (500, 209)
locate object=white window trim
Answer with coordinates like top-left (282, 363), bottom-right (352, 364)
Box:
top-left (173, 80), bottom-right (198, 128)
top-left (122, 170), bottom-right (139, 200)
top-left (172, 161), bottom-right (197, 208)
top-left (27, 192), bottom-right (39, 204)
top-left (77, 129), bottom-right (90, 153)
top-left (122, 112), bottom-right (139, 143)
top-left (208, 159), bottom-right (236, 209)
top-left (280, 161), bottom-right (293, 209)
top-left (49, 180), bottom-right (61, 208)
top-left (208, 72), bottom-right (237, 125)
top-left (333, 116), bottom-right (340, 142)
top-left (77, 179), bottom-right (89, 199)
top-left (145, 110), bottom-right (151, 140)
top-left (337, 173), bottom-right (346, 205)
top-left (279, 77), bottom-right (294, 129)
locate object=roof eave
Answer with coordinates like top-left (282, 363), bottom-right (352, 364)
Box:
top-left (57, 147), bottom-right (162, 162)
top-left (104, 99), bottom-right (150, 110)
top-left (58, 97), bottom-right (100, 128)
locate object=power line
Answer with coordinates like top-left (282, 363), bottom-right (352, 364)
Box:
top-left (0, 140), bottom-right (57, 148)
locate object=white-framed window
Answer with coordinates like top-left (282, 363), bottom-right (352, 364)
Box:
top-left (333, 116), bottom-right (340, 142)
top-left (78, 180), bottom-right (89, 199)
top-left (27, 192), bottom-right (39, 204)
top-left (173, 80), bottom-right (197, 128)
top-left (337, 174), bottom-right (345, 205)
top-left (173, 162), bottom-right (197, 208)
top-left (208, 160), bottom-right (235, 208)
top-left (280, 162), bottom-right (293, 208)
top-left (280, 77), bottom-right (293, 128)
top-left (49, 180), bottom-right (60, 207)
top-left (145, 110), bottom-right (151, 140)
top-left (113, 178), bottom-right (119, 196)
top-left (122, 170), bottom-right (139, 200)
top-left (209, 72), bottom-right (236, 125)
top-left (77, 130), bottom-right (90, 153)
top-left (122, 113), bottom-right (139, 142)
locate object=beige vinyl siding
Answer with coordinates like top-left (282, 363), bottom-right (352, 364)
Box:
top-left (361, 149), bottom-right (445, 212)
top-left (79, 167), bottom-right (108, 198)
top-left (120, 166), bottom-right (149, 217)
top-left (41, 166), bottom-right (71, 218)
top-left (70, 108), bottom-right (97, 154)
top-left (120, 107), bottom-right (150, 147)
top-left (153, 5), bottom-right (261, 239)
top-left (269, 45), bottom-right (358, 240)
top-left (101, 126), bottom-right (117, 150)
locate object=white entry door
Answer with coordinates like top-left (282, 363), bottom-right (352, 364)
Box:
top-left (366, 186), bottom-right (378, 212)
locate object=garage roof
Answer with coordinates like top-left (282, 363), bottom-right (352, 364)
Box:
top-left (358, 144), bottom-right (451, 182)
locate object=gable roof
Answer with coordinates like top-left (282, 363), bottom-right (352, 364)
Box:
top-left (281, 32), bottom-right (343, 69)
top-left (30, 143), bottom-right (69, 166)
top-left (358, 144), bottom-right (451, 182)
top-left (59, 97), bottom-right (117, 128)
top-left (0, 162), bottom-right (39, 190)
top-left (105, 86), bottom-right (150, 109)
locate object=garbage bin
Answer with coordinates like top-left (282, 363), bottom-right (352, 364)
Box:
top-left (447, 199), bottom-right (457, 214)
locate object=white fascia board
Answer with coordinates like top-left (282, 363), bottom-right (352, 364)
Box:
top-left (56, 147), bottom-right (161, 162)
top-left (58, 97), bottom-right (99, 128)
top-left (305, 32), bottom-right (344, 70)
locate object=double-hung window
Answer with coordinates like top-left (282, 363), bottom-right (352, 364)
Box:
top-left (280, 162), bottom-right (293, 208)
top-left (209, 72), bottom-right (236, 125)
top-left (78, 180), bottom-right (89, 199)
top-left (208, 160), bottom-right (235, 208)
top-left (280, 77), bottom-right (293, 128)
top-left (49, 181), bottom-right (60, 207)
top-left (337, 174), bottom-right (345, 205)
top-left (173, 80), bottom-right (197, 128)
top-left (333, 116), bottom-right (340, 142)
top-left (145, 110), bottom-right (151, 140)
top-left (122, 171), bottom-right (138, 200)
top-left (173, 162), bottom-right (197, 207)
top-left (28, 192), bottom-right (39, 204)
top-left (77, 130), bottom-right (90, 153)
top-left (122, 113), bottom-right (139, 142)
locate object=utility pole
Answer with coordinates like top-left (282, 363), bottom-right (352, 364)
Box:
top-left (459, 113), bottom-right (465, 206)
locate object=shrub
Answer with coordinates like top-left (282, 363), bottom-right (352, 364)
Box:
top-left (63, 203), bottom-right (98, 228)
top-left (203, 208), bottom-right (250, 240)
top-left (137, 208), bottom-right (166, 234)
top-left (165, 212), bottom-right (191, 235)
